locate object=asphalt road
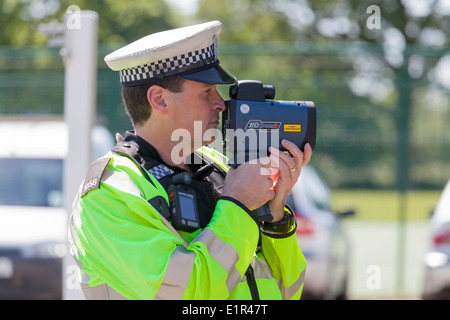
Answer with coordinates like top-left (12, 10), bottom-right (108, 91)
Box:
top-left (342, 220), bottom-right (430, 299)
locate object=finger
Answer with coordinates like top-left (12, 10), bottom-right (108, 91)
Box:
top-left (276, 152), bottom-right (292, 181)
top-left (257, 156), bottom-right (272, 168)
top-left (266, 188), bottom-right (276, 201)
top-left (259, 166), bottom-right (273, 176)
top-left (281, 139), bottom-right (303, 162)
top-left (280, 139), bottom-right (309, 170)
top-left (270, 168), bottom-right (280, 186)
top-left (270, 145), bottom-right (296, 171)
top-left (303, 143), bottom-right (312, 166)
top-left (269, 149), bottom-right (292, 182)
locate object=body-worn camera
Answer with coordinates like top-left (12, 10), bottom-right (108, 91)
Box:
top-left (168, 173), bottom-right (200, 233)
top-left (222, 80), bottom-right (316, 166)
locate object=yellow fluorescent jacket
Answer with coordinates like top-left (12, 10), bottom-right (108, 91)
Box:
top-left (68, 146), bottom-right (306, 300)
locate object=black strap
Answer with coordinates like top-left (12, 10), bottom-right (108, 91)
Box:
top-left (111, 141), bottom-right (157, 188)
top-left (194, 150), bottom-right (227, 176)
top-left (111, 140), bottom-right (174, 220)
top-left (245, 265), bottom-right (260, 300)
top-left (192, 164), bottom-right (215, 180)
top-left (148, 195), bottom-right (171, 220)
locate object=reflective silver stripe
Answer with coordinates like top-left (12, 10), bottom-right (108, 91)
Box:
top-left (69, 192), bottom-right (129, 300)
top-left (250, 256), bottom-right (305, 299)
top-left (252, 256), bottom-right (274, 280)
top-left (101, 168), bottom-right (144, 198)
top-left (102, 167), bottom-right (193, 299)
top-left (156, 228), bottom-right (242, 299)
top-left (103, 167), bottom-right (189, 247)
top-left (155, 246), bottom-right (195, 300)
top-left (192, 228), bottom-right (241, 294)
top-left (82, 283), bottom-right (128, 300)
top-left (277, 269), bottom-right (306, 300)
top-left (68, 192), bottom-right (81, 259)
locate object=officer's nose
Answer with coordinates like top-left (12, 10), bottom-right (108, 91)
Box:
top-left (212, 89), bottom-right (226, 112)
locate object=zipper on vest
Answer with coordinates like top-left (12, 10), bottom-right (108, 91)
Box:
top-left (245, 265), bottom-right (260, 300)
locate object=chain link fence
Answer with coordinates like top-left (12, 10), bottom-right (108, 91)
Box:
top-left (1, 42), bottom-right (449, 190)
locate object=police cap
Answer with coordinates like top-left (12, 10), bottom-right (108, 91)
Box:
top-left (104, 21), bottom-right (236, 86)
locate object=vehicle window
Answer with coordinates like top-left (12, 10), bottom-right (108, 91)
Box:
top-left (301, 167), bottom-right (332, 211)
top-left (0, 158), bottom-right (63, 207)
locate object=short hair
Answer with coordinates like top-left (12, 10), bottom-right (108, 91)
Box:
top-left (121, 77), bottom-right (185, 127)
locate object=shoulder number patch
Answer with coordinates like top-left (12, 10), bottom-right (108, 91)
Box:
top-left (81, 157), bottom-right (111, 197)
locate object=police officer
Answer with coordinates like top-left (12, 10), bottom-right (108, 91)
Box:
top-left (69, 20), bottom-right (312, 300)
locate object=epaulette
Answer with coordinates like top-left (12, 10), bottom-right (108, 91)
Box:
top-left (81, 157), bottom-right (111, 197)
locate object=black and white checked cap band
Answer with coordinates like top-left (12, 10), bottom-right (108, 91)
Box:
top-left (119, 43), bottom-right (217, 86)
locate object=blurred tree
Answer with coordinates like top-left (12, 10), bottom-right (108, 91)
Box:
top-left (195, 0), bottom-right (295, 42)
top-left (0, 0), bottom-right (177, 46)
top-left (1, 0), bottom-right (448, 188)
top-left (305, 0), bottom-right (449, 189)
top-left (194, 0), bottom-right (450, 189)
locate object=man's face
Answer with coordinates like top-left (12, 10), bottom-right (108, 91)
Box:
top-left (166, 79), bottom-right (226, 147)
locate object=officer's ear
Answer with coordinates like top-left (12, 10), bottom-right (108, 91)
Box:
top-left (147, 85), bottom-right (169, 115)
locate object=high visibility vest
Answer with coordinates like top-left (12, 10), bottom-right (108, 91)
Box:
top-left (68, 145), bottom-right (306, 300)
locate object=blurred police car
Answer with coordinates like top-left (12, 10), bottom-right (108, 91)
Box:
top-left (0, 117), bottom-right (114, 299)
top-left (423, 179), bottom-right (450, 299)
top-left (286, 166), bottom-right (354, 300)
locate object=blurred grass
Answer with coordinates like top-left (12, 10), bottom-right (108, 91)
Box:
top-left (332, 189), bottom-right (442, 221)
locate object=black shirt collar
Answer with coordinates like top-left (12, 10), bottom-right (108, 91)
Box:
top-left (123, 131), bottom-right (163, 162)
top-left (123, 130), bottom-right (204, 174)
